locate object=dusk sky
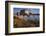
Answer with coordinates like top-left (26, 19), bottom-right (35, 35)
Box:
top-left (13, 8), bottom-right (40, 14)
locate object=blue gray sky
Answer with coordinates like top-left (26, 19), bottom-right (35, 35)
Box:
top-left (13, 8), bottom-right (40, 14)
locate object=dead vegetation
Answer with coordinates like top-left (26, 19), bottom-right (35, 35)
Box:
top-left (13, 16), bottom-right (39, 28)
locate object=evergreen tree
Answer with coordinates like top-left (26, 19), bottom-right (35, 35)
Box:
top-left (20, 9), bottom-right (25, 15)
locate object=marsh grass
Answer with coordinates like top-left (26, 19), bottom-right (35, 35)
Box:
top-left (13, 16), bottom-right (39, 28)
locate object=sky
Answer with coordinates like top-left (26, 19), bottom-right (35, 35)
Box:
top-left (13, 8), bottom-right (40, 14)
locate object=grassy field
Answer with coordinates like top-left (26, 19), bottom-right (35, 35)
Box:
top-left (13, 16), bottom-right (39, 28)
